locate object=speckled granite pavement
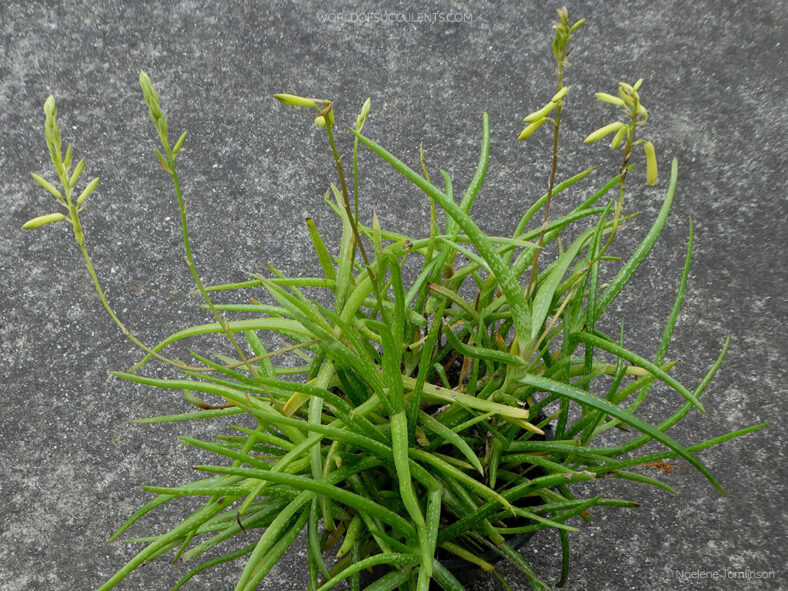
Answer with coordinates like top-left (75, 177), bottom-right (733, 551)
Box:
top-left (1, 1), bottom-right (785, 590)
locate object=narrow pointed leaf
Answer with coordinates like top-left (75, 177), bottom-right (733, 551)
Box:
top-left (518, 374), bottom-right (724, 494)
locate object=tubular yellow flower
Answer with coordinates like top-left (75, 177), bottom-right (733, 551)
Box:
top-left (584, 121), bottom-right (626, 144)
top-left (63, 144), bottom-right (73, 171)
top-left (274, 93), bottom-right (319, 109)
top-left (69, 158), bottom-right (86, 189)
top-left (172, 131), bottom-right (188, 157)
top-left (594, 92), bottom-right (625, 107)
top-left (43, 95), bottom-right (57, 121)
top-left (77, 177), bottom-right (100, 205)
top-left (643, 141), bottom-right (658, 185)
top-left (610, 125), bottom-right (628, 150)
top-left (139, 70), bottom-right (163, 122)
top-left (523, 101), bottom-right (559, 123)
top-left (22, 212), bottom-right (66, 230)
top-left (43, 96), bottom-right (62, 161)
top-left (356, 97), bottom-right (371, 131)
top-left (138, 71), bottom-right (158, 103)
top-left (551, 86), bottom-right (569, 103)
top-left (30, 173), bottom-right (62, 199)
top-left (518, 117), bottom-right (548, 140)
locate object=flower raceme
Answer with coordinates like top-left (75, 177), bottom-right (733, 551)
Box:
top-left (23, 96), bottom-right (100, 235)
top-left (584, 79), bottom-right (658, 186)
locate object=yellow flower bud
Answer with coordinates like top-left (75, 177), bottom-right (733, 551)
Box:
top-left (70, 158), bottom-right (86, 189)
top-left (594, 92), bottom-right (626, 107)
top-left (518, 117), bottom-right (548, 140)
top-left (274, 93), bottom-right (319, 109)
top-left (355, 98), bottom-right (371, 131)
top-left (172, 131), bottom-right (188, 157)
top-left (314, 115), bottom-right (326, 127)
top-left (570, 18), bottom-right (585, 32)
top-left (63, 144), bottom-right (73, 171)
top-left (43, 96), bottom-right (62, 161)
top-left (77, 177), bottom-right (100, 205)
top-left (139, 71), bottom-right (163, 116)
top-left (30, 173), bottom-right (62, 200)
top-left (139, 70), bottom-right (157, 102)
top-left (584, 121), bottom-right (626, 144)
top-left (44, 95), bottom-right (57, 120)
top-left (551, 86), bottom-right (569, 103)
top-left (524, 101), bottom-right (559, 123)
top-left (610, 125), bottom-right (628, 150)
top-left (22, 212), bottom-right (66, 230)
top-left (643, 141), bottom-right (658, 185)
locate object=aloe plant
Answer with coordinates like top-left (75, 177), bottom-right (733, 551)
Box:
top-left (23, 8), bottom-right (764, 591)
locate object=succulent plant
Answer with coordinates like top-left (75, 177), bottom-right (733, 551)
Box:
top-left (23, 8), bottom-right (764, 591)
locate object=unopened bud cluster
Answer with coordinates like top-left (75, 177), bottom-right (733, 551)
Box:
top-left (518, 7), bottom-right (584, 143)
top-left (23, 96), bottom-right (99, 235)
top-left (552, 7), bottom-right (585, 67)
top-left (139, 70), bottom-right (168, 144)
top-left (138, 71), bottom-right (188, 173)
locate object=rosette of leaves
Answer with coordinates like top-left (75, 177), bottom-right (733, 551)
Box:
top-left (23, 9), bottom-right (765, 591)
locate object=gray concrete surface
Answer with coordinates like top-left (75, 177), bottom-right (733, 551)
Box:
top-left (1, 1), bottom-right (785, 590)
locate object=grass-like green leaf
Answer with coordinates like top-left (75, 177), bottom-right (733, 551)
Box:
top-left (571, 332), bottom-right (705, 413)
top-left (352, 123), bottom-right (532, 344)
top-left (519, 374), bottom-right (724, 493)
top-left (593, 158), bottom-right (679, 321)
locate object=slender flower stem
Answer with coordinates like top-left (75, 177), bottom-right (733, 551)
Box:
top-left (47, 126), bottom-right (246, 372)
top-left (525, 60), bottom-right (566, 301)
top-left (526, 101), bottom-right (562, 301)
top-left (598, 107), bottom-right (639, 257)
top-left (325, 120), bottom-right (371, 268)
top-left (76, 237), bottom-right (197, 370)
top-left (323, 109), bottom-right (390, 326)
top-left (166, 152), bottom-right (257, 376)
top-left (63, 181), bottom-right (198, 370)
top-left (50, 150), bottom-right (191, 369)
